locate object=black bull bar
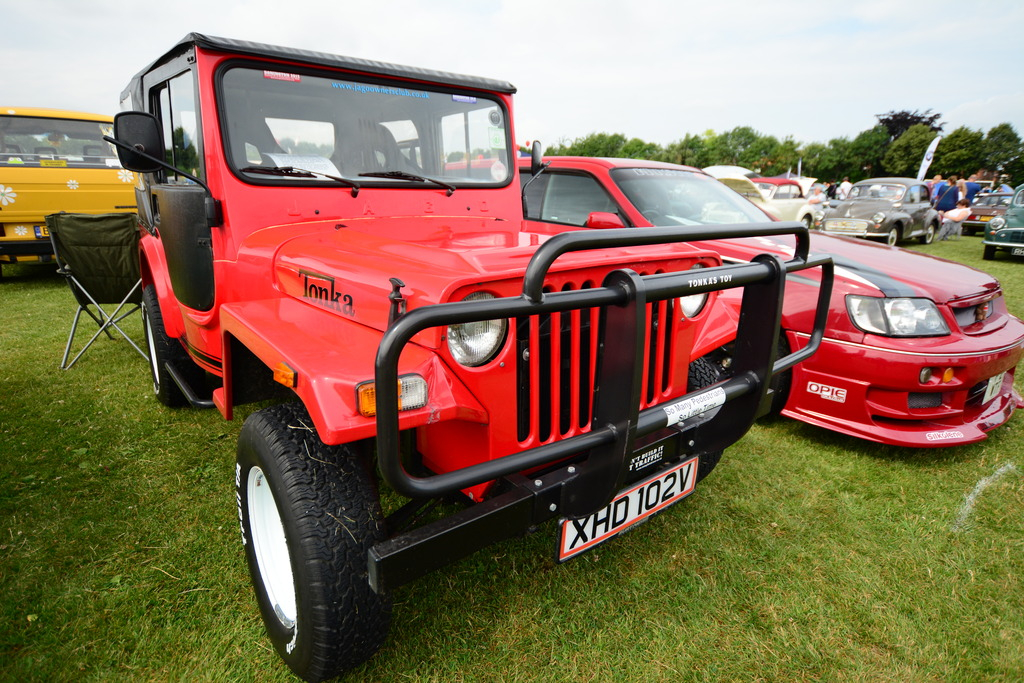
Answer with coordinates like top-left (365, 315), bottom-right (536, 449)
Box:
top-left (369, 223), bottom-right (833, 591)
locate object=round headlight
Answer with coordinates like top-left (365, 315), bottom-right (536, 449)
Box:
top-left (872, 212), bottom-right (886, 223)
top-left (447, 292), bottom-right (508, 367)
top-left (990, 216), bottom-right (1006, 230)
top-left (679, 263), bottom-right (708, 318)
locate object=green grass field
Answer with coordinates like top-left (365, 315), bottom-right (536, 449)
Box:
top-left (2, 237), bottom-right (1022, 682)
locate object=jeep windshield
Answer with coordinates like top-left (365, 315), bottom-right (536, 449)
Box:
top-left (610, 167), bottom-right (769, 226)
top-left (220, 66), bottom-right (512, 187)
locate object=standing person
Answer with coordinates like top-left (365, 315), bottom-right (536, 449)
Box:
top-left (964, 174), bottom-right (982, 202)
top-left (933, 174), bottom-right (959, 217)
top-left (938, 198), bottom-right (971, 240)
top-left (838, 177), bottom-right (852, 200)
top-left (824, 181), bottom-right (837, 199)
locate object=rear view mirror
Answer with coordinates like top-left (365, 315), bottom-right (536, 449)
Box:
top-left (586, 211), bottom-right (626, 229)
top-left (530, 141), bottom-right (544, 176)
top-left (111, 111), bottom-right (164, 173)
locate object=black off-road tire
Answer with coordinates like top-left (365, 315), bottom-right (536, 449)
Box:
top-left (236, 402), bottom-right (391, 682)
top-left (687, 356), bottom-right (724, 482)
top-left (766, 333), bottom-right (793, 416)
top-left (142, 284), bottom-right (194, 407)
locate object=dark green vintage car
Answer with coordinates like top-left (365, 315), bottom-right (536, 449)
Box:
top-left (983, 183), bottom-right (1024, 260)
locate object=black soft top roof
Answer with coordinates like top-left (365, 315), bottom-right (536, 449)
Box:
top-left (122, 32), bottom-right (517, 102)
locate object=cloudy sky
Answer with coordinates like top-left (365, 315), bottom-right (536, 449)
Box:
top-left (4, 0), bottom-right (1022, 148)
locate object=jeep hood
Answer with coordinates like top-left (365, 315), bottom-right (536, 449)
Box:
top-left (266, 215), bottom-right (710, 330)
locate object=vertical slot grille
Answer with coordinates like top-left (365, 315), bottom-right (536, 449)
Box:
top-left (516, 280), bottom-right (676, 445)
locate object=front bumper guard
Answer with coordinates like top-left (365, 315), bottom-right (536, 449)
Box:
top-left (369, 222), bottom-right (833, 591)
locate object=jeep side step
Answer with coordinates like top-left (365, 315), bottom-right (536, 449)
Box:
top-left (165, 360), bottom-right (215, 409)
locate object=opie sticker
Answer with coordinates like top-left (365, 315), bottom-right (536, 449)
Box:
top-left (807, 381), bottom-right (847, 403)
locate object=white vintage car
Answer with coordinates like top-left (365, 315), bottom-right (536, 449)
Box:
top-left (752, 177), bottom-right (823, 228)
top-left (702, 169), bottom-right (822, 227)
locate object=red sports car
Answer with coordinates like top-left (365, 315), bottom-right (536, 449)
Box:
top-left (521, 156), bottom-right (1024, 447)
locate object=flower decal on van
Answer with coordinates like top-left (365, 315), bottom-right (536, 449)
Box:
top-left (0, 185), bottom-right (16, 206)
top-left (118, 169), bottom-right (134, 183)
top-left (67, 179), bottom-right (79, 190)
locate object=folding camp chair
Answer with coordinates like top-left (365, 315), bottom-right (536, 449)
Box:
top-left (45, 212), bottom-right (148, 369)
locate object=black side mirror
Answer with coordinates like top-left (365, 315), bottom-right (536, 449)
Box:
top-left (530, 140), bottom-right (544, 176)
top-left (111, 111), bottom-right (164, 173)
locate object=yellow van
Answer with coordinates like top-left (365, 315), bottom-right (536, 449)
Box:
top-left (0, 107), bottom-right (137, 275)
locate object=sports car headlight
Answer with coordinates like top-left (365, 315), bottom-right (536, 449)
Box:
top-left (871, 212), bottom-right (886, 223)
top-left (679, 263), bottom-right (708, 317)
top-left (990, 216), bottom-right (1006, 230)
top-left (447, 292), bottom-right (508, 366)
top-left (846, 296), bottom-right (950, 337)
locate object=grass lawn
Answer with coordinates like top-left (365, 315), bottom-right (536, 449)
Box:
top-left (2, 237), bottom-right (1022, 682)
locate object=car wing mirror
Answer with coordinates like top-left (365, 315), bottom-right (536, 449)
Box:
top-left (109, 111), bottom-right (164, 173)
top-left (530, 140), bottom-right (545, 176)
top-left (586, 211), bottom-right (626, 229)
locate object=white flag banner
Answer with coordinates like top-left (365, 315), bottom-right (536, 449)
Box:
top-left (916, 135), bottom-right (942, 181)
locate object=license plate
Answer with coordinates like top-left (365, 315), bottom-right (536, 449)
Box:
top-left (34, 225), bottom-right (50, 238)
top-left (557, 456), bottom-right (698, 562)
top-left (983, 372), bottom-right (1005, 404)
top-left (1012, 247), bottom-right (1024, 256)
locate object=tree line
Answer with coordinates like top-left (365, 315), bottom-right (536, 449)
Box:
top-left (540, 110), bottom-right (1022, 185)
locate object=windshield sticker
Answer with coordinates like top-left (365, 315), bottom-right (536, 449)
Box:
top-left (452, 94), bottom-right (477, 104)
top-left (264, 70), bottom-right (301, 82)
top-left (628, 168), bottom-right (689, 177)
top-left (488, 127), bottom-right (507, 150)
top-left (332, 81), bottom-right (429, 99)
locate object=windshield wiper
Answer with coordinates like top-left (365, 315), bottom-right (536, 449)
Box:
top-left (240, 165), bottom-right (360, 196)
top-left (359, 170), bottom-right (455, 196)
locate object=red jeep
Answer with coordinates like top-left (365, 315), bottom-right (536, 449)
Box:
top-left (109, 34), bottom-right (832, 681)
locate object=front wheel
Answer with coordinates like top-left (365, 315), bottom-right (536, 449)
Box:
top-left (919, 222), bottom-right (935, 244)
top-left (885, 226), bottom-right (899, 246)
top-left (236, 403), bottom-right (391, 682)
top-left (983, 245), bottom-right (997, 260)
top-left (687, 356), bottom-right (724, 482)
top-left (802, 213), bottom-right (814, 230)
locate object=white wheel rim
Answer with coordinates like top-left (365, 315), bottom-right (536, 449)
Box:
top-left (248, 466), bottom-right (297, 627)
top-left (142, 302), bottom-right (161, 393)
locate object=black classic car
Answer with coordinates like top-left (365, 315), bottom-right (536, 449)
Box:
top-left (818, 177), bottom-right (940, 246)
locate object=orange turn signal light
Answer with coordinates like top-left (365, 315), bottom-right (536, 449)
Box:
top-left (356, 375), bottom-right (428, 417)
top-left (273, 362), bottom-right (297, 388)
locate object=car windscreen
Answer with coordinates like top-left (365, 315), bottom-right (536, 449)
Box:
top-left (0, 115), bottom-right (120, 169)
top-left (848, 183), bottom-right (905, 201)
top-left (975, 194), bottom-right (1011, 207)
top-left (219, 65), bottom-right (512, 187)
top-left (610, 167), bottom-right (769, 226)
